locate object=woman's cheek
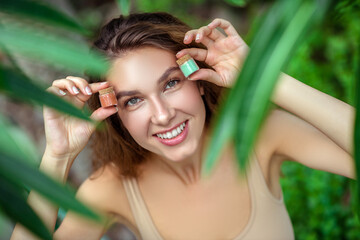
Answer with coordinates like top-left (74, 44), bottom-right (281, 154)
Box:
top-left (168, 81), bottom-right (205, 114)
top-left (119, 107), bottom-right (150, 141)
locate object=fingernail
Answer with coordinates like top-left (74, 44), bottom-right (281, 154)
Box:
top-left (184, 35), bottom-right (188, 41)
top-left (85, 86), bottom-right (92, 95)
top-left (196, 34), bottom-right (200, 41)
top-left (59, 90), bottom-right (66, 95)
top-left (100, 82), bottom-right (108, 85)
top-left (72, 86), bottom-right (79, 94)
top-left (115, 106), bottom-right (118, 111)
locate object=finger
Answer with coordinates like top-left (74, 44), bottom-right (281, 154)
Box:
top-left (194, 26), bottom-right (214, 46)
top-left (207, 18), bottom-right (239, 37)
top-left (183, 29), bottom-right (198, 44)
top-left (196, 25), bottom-right (225, 44)
top-left (52, 79), bottom-right (92, 107)
top-left (53, 79), bottom-right (81, 95)
top-left (90, 106), bottom-right (118, 122)
top-left (46, 85), bottom-right (67, 97)
top-left (87, 106), bottom-right (118, 132)
top-left (66, 76), bottom-right (93, 96)
top-left (187, 68), bottom-right (223, 87)
top-left (89, 81), bottom-right (110, 93)
top-left (176, 48), bottom-right (207, 62)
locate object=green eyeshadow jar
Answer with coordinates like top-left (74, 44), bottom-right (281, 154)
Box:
top-left (176, 54), bottom-right (200, 78)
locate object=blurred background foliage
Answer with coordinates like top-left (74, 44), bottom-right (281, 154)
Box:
top-left (0, 0), bottom-right (359, 239)
top-left (281, 0), bottom-right (360, 238)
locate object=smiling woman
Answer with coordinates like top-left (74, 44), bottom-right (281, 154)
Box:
top-left (10, 11), bottom-right (355, 240)
top-left (88, 13), bottom-right (222, 178)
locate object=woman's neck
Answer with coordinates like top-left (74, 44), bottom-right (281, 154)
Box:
top-left (151, 131), bottom-right (210, 186)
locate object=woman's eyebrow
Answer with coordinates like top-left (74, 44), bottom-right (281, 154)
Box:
top-left (115, 66), bottom-right (180, 100)
top-left (116, 90), bottom-right (140, 100)
top-left (157, 66), bottom-right (180, 85)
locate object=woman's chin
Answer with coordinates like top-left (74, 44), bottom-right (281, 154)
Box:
top-left (161, 145), bottom-right (199, 163)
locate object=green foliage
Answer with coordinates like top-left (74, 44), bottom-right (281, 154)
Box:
top-left (134, 0), bottom-right (208, 29)
top-left (116, 0), bottom-right (131, 16)
top-left (0, 149), bottom-right (101, 220)
top-left (0, 0), bottom-right (88, 34)
top-left (280, 0), bottom-right (360, 238)
top-left (0, 66), bottom-right (91, 121)
top-left (0, 23), bottom-right (109, 77)
top-left (225, 0), bottom-right (248, 7)
top-left (281, 162), bottom-right (360, 239)
top-left (203, 0), bottom-right (329, 174)
top-left (0, 178), bottom-right (52, 240)
top-left (0, 1), bottom-right (107, 238)
top-left (136, 0), bottom-right (205, 13)
top-left (0, 0), bottom-right (359, 239)
top-left (0, 114), bottom-right (39, 165)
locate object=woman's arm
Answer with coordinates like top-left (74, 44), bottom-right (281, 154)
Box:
top-left (272, 73), bottom-right (355, 156)
top-left (10, 152), bottom-right (70, 239)
top-left (10, 78), bottom-right (117, 239)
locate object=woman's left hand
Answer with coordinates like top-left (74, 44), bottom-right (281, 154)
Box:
top-left (176, 18), bottom-right (249, 88)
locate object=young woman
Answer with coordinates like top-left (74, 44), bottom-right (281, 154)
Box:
top-left (11, 12), bottom-right (355, 240)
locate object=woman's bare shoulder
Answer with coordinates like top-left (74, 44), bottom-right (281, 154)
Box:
top-left (54, 165), bottom-right (137, 239)
top-left (75, 164), bottom-right (133, 221)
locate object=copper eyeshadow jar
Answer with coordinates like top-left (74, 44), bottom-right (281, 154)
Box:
top-left (99, 87), bottom-right (117, 107)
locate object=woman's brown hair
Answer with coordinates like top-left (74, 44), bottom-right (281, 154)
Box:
top-left (88, 12), bottom-right (223, 178)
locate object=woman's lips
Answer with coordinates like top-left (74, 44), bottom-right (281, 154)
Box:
top-left (154, 120), bottom-right (188, 146)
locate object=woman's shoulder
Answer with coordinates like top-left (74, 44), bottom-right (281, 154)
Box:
top-left (75, 164), bottom-right (134, 224)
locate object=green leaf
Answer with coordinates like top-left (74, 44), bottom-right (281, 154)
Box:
top-left (0, 0), bottom-right (89, 35)
top-left (0, 178), bottom-right (52, 240)
top-left (0, 66), bottom-right (91, 122)
top-left (203, 0), bottom-right (330, 175)
top-left (234, 1), bottom-right (318, 170)
top-left (0, 151), bottom-right (101, 222)
top-left (0, 23), bottom-right (109, 76)
top-left (224, 0), bottom-right (247, 7)
top-left (354, 35), bottom-right (360, 214)
top-left (116, 0), bottom-right (131, 16)
top-left (0, 113), bottom-right (39, 165)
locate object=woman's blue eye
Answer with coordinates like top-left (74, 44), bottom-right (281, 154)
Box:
top-left (125, 97), bottom-right (141, 106)
top-left (165, 79), bottom-right (179, 90)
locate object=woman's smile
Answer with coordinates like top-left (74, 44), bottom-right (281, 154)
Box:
top-left (153, 120), bottom-right (189, 146)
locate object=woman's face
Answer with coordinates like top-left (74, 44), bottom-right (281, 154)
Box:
top-left (107, 47), bottom-right (206, 162)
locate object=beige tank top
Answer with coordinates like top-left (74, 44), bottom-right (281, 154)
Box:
top-left (122, 151), bottom-right (294, 240)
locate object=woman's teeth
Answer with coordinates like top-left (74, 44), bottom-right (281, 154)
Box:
top-left (156, 122), bottom-right (186, 139)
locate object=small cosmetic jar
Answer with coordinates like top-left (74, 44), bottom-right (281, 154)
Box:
top-left (99, 87), bottom-right (117, 108)
top-left (176, 54), bottom-right (200, 78)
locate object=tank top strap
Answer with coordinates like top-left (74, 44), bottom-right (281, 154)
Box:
top-left (122, 177), bottom-right (164, 240)
top-left (236, 151), bottom-right (294, 240)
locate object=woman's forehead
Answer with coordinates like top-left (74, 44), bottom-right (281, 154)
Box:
top-left (106, 47), bottom-right (179, 89)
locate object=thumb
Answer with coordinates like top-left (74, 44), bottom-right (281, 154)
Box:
top-left (87, 106), bottom-right (118, 132)
top-left (187, 68), bottom-right (224, 87)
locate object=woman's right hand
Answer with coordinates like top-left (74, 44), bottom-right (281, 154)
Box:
top-left (177, 18), bottom-right (249, 88)
top-left (43, 76), bottom-right (117, 165)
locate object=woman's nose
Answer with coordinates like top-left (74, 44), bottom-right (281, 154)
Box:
top-left (150, 97), bottom-right (175, 125)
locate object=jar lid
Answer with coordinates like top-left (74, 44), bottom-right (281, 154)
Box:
top-left (99, 86), bottom-right (114, 95)
top-left (176, 54), bottom-right (192, 66)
